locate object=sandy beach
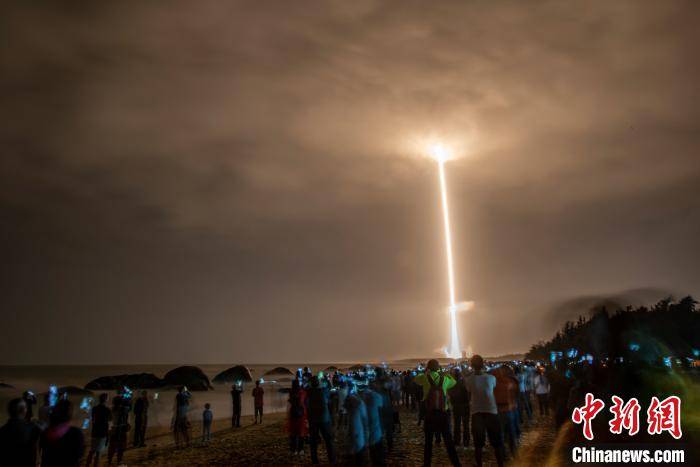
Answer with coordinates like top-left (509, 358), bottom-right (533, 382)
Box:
top-left (118, 406), bottom-right (558, 466)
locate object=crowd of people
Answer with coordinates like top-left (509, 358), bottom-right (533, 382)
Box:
top-left (0, 384), bottom-right (201, 466)
top-left (279, 357), bottom-right (551, 466)
top-left (0, 357), bottom-right (554, 466)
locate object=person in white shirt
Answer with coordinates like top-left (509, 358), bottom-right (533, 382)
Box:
top-left (533, 368), bottom-right (551, 416)
top-left (463, 355), bottom-right (505, 467)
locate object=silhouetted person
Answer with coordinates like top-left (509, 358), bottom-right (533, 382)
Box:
top-left (107, 388), bottom-right (131, 465)
top-left (38, 394), bottom-right (52, 430)
top-left (448, 367), bottom-right (470, 448)
top-left (492, 365), bottom-right (519, 457)
top-left (414, 359), bottom-right (461, 467)
top-left (132, 390), bottom-right (149, 448)
top-left (40, 399), bottom-right (85, 467)
top-left (533, 368), bottom-right (550, 416)
top-left (0, 398), bottom-right (40, 467)
top-left (173, 386), bottom-right (191, 448)
top-left (85, 393), bottom-right (111, 467)
top-left (306, 376), bottom-right (337, 465)
top-left (230, 383), bottom-right (242, 427)
top-left (344, 388), bottom-right (369, 466)
top-left (336, 381), bottom-right (349, 429)
top-left (464, 355), bottom-right (504, 467)
top-left (202, 403), bottom-right (213, 443)
top-left (302, 367), bottom-right (313, 386)
top-left (252, 380), bottom-right (264, 424)
top-left (363, 384), bottom-right (386, 466)
top-left (286, 379), bottom-right (307, 455)
top-left (515, 366), bottom-right (532, 424)
top-left (373, 375), bottom-right (394, 453)
top-left (22, 391), bottom-right (37, 422)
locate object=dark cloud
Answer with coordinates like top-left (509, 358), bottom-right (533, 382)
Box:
top-left (1, 0), bottom-right (699, 363)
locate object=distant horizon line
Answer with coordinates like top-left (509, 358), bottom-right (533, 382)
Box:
top-left (0, 353), bottom-right (527, 367)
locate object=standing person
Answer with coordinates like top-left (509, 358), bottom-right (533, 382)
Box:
top-left (38, 394), bottom-right (52, 431)
top-left (525, 363), bottom-right (537, 409)
top-left (448, 367), bottom-right (470, 449)
top-left (534, 368), bottom-right (550, 416)
top-left (202, 403), bottom-right (213, 443)
top-left (132, 390), bottom-right (149, 448)
top-left (22, 391), bottom-right (37, 422)
top-left (306, 376), bottom-right (337, 465)
top-left (363, 385), bottom-right (385, 466)
top-left (302, 367), bottom-right (313, 386)
top-left (252, 380), bottom-right (264, 424)
top-left (40, 399), bottom-right (85, 467)
top-left (401, 372), bottom-right (411, 407)
top-left (286, 379), bottom-right (308, 456)
top-left (515, 366), bottom-right (532, 424)
top-left (464, 355), bottom-right (504, 467)
top-left (85, 393), bottom-right (111, 467)
top-left (337, 381), bottom-right (349, 429)
top-left (414, 359), bottom-right (461, 467)
top-left (107, 388), bottom-right (131, 465)
top-left (0, 398), bottom-right (41, 467)
top-left (492, 366), bottom-right (519, 457)
top-left (173, 386), bottom-right (191, 448)
top-left (329, 387), bottom-right (340, 428)
top-left (230, 383), bottom-right (242, 428)
top-left (344, 387), bottom-right (369, 466)
top-left (378, 383), bottom-right (395, 453)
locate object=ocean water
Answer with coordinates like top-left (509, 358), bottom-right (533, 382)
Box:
top-left (0, 363), bottom-right (342, 426)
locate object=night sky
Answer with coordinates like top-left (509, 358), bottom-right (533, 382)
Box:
top-left (2, 1), bottom-right (699, 364)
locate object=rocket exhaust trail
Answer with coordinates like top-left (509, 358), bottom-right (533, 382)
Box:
top-left (437, 159), bottom-right (462, 359)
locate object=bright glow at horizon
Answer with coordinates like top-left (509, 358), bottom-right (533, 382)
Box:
top-left (432, 143), bottom-right (463, 359)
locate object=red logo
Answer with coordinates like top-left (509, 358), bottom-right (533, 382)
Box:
top-left (572, 394), bottom-right (683, 440)
top-left (609, 396), bottom-right (641, 436)
top-left (572, 392), bottom-right (605, 440)
top-left (647, 396), bottom-right (682, 439)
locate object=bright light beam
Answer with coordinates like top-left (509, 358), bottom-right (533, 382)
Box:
top-left (429, 143), bottom-right (462, 359)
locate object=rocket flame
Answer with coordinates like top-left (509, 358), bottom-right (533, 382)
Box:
top-left (435, 155), bottom-right (465, 359)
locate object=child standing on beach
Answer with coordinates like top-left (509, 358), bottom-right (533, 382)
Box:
top-left (252, 380), bottom-right (264, 424)
top-left (202, 403), bottom-right (213, 442)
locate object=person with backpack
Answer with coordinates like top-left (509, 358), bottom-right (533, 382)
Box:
top-left (413, 359), bottom-right (461, 467)
top-left (448, 367), bottom-right (470, 449)
top-left (464, 355), bottom-right (504, 467)
top-left (286, 379), bottom-right (308, 456)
